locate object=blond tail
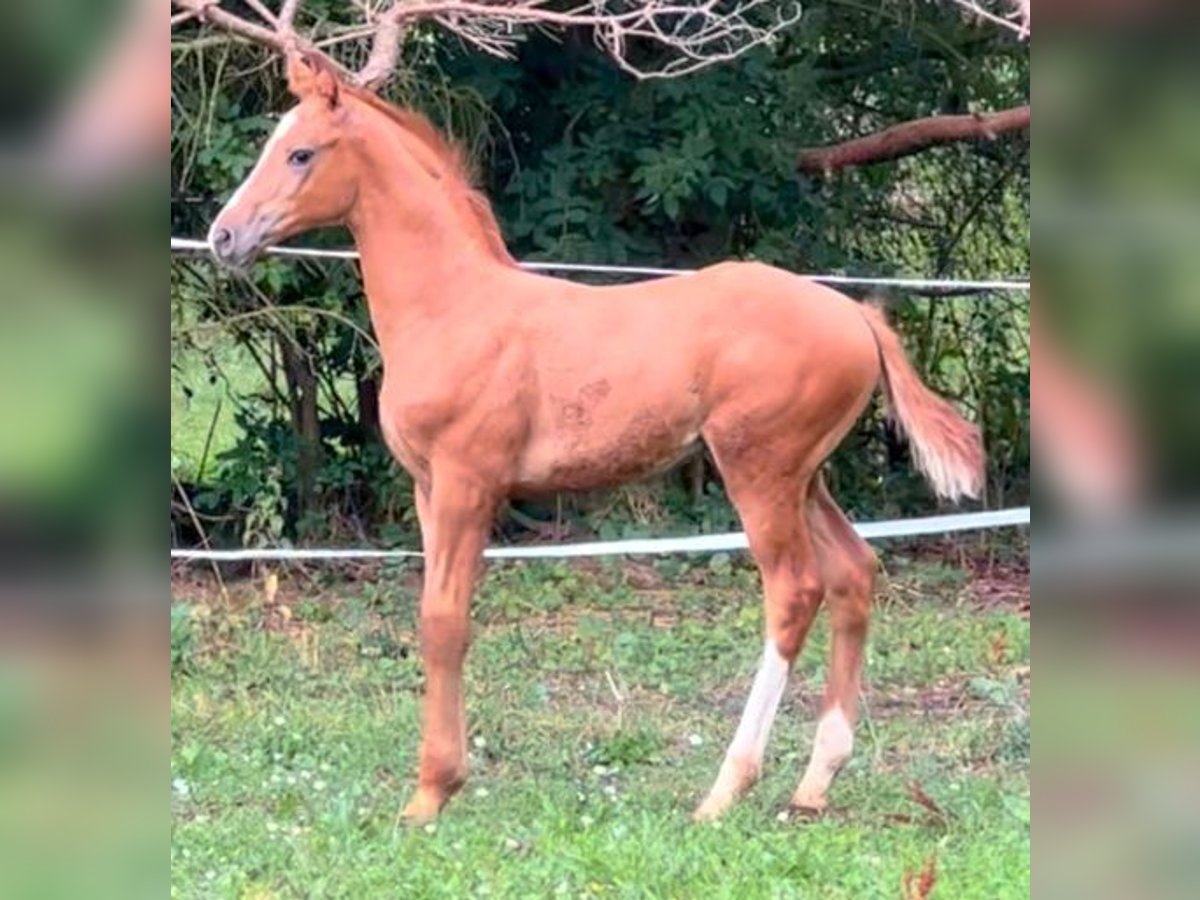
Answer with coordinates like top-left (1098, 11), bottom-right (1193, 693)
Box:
top-left (859, 304), bottom-right (985, 502)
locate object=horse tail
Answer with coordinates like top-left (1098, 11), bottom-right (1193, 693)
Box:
top-left (858, 303), bottom-right (984, 502)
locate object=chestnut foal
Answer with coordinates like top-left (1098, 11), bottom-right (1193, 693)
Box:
top-left (208, 53), bottom-right (984, 822)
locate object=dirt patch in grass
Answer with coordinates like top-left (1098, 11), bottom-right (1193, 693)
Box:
top-left (173, 541), bottom-right (1030, 619)
top-left (871, 676), bottom-right (986, 720)
top-left (966, 557), bottom-right (1030, 615)
top-left (887, 537), bottom-right (1029, 613)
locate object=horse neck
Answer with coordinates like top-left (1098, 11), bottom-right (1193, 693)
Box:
top-left (343, 114), bottom-right (509, 341)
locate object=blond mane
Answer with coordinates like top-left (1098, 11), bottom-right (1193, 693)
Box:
top-left (342, 83), bottom-right (516, 266)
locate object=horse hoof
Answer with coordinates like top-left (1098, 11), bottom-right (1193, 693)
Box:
top-left (401, 790), bottom-right (445, 824)
top-left (787, 793), bottom-right (828, 819)
top-left (692, 795), bottom-right (731, 823)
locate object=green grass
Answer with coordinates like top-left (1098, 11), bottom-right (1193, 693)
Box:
top-left (171, 558), bottom-right (1029, 898)
top-left (171, 334), bottom-right (263, 480)
top-left (170, 329), bottom-right (362, 483)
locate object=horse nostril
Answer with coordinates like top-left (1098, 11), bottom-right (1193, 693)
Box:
top-left (211, 227), bottom-right (233, 251)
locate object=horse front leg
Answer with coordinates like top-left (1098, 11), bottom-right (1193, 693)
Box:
top-left (401, 476), bottom-right (494, 822)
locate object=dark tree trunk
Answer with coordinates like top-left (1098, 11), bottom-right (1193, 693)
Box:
top-left (279, 331), bottom-right (323, 526)
top-left (355, 362), bottom-right (382, 447)
top-left (687, 452), bottom-right (707, 507)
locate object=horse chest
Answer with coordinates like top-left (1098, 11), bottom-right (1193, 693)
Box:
top-left (377, 379), bottom-right (457, 477)
top-left (377, 354), bottom-right (531, 484)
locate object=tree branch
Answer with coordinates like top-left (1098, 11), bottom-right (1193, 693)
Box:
top-left (356, 4), bottom-right (412, 91)
top-left (173, 0), bottom-right (805, 88)
top-left (172, 1), bottom-right (360, 77)
top-left (946, 0), bottom-right (1029, 39)
top-left (279, 0), bottom-right (303, 30)
top-left (797, 105), bottom-right (1030, 174)
top-left (172, 0), bottom-right (289, 52)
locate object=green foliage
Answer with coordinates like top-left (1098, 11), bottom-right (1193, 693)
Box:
top-left (171, 604), bottom-right (194, 676)
top-left (585, 729), bottom-right (666, 768)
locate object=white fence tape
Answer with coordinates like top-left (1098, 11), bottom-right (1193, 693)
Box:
top-left (171, 506), bottom-right (1029, 562)
top-left (170, 237), bottom-right (1031, 292)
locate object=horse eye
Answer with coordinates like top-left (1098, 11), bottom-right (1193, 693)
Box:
top-left (287, 148), bottom-right (315, 168)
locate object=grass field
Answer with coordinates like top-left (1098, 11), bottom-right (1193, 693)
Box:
top-left (171, 553), bottom-right (1029, 898)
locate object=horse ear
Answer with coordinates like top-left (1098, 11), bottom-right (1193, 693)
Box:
top-left (285, 50), bottom-right (316, 98)
top-left (312, 64), bottom-right (340, 109)
top-left (286, 50), bottom-right (339, 108)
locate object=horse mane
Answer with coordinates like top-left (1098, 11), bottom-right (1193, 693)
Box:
top-left (341, 82), bottom-right (516, 266)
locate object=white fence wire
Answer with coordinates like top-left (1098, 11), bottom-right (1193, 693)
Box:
top-left (170, 237), bottom-right (1030, 562)
top-left (171, 507), bottom-right (1030, 562)
top-left (169, 237), bottom-right (1031, 292)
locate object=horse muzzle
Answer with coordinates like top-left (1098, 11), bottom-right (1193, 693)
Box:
top-left (207, 214), bottom-right (277, 269)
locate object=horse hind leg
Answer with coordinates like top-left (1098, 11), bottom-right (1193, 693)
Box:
top-left (694, 466), bottom-right (825, 822)
top-left (790, 474), bottom-right (877, 814)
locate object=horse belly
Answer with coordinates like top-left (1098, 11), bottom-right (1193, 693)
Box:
top-left (514, 405), bottom-right (703, 495)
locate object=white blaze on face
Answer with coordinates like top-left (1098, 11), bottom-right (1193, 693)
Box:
top-left (209, 108), bottom-right (300, 248)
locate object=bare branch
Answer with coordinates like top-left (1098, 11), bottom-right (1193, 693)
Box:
top-left (357, 3), bottom-right (413, 90)
top-left (278, 0), bottom-right (304, 33)
top-left (172, 0), bottom-right (289, 52)
top-left (797, 105), bottom-right (1030, 174)
top-left (946, 0), bottom-right (1029, 39)
top-left (172, 1), bottom-right (359, 77)
top-left (1012, 0), bottom-right (1030, 38)
top-left (411, 1), bottom-right (804, 79)
top-left (173, 0), bottom-right (804, 88)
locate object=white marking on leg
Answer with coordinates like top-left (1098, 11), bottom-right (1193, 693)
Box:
top-left (209, 108), bottom-right (299, 249)
top-left (726, 640), bottom-right (789, 761)
top-left (792, 704), bottom-right (854, 811)
top-left (695, 641), bottom-right (789, 820)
